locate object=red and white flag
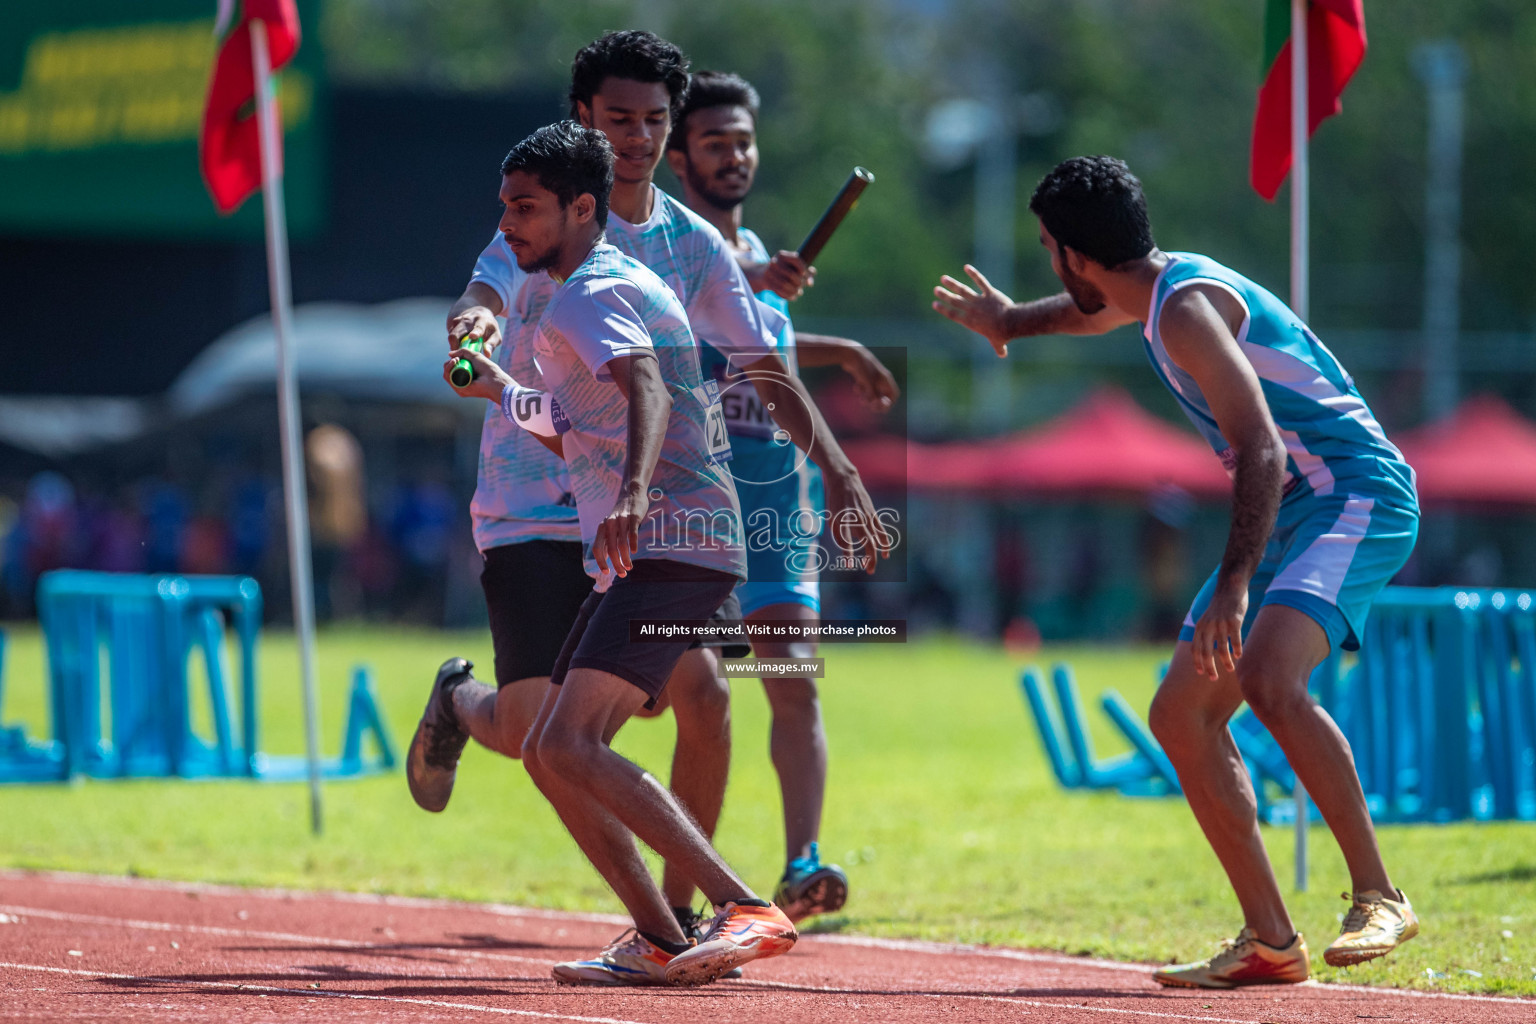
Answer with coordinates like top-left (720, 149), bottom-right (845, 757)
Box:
top-left (199, 0), bottom-right (301, 213)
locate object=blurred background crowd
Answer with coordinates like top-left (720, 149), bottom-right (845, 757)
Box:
top-left (2, 1), bottom-right (1533, 640)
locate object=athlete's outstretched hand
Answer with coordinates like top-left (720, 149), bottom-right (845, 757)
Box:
top-left (823, 469), bottom-right (889, 575)
top-left (447, 306), bottom-right (503, 354)
top-left (933, 264), bottom-right (1015, 357)
top-left (592, 487), bottom-right (649, 578)
top-left (1191, 581), bottom-right (1247, 680)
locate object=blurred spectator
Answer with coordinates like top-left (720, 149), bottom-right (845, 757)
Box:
top-left (228, 476), bottom-right (270, 578)
top-left (84, 490), bottom-right (145, 574)
top-left (181, 514), bottom-right (230, 575)
top-left (390, 477), bottom-right (454, 623)
top-left (0, 472), bottom-right (82, 615)
top-left (306, 424), bottom-right (368, 621)
top-left (139, 480), bottom-right (188, 573)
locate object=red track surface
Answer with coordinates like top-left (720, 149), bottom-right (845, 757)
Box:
top-left (1, 870), bottom-right (1529, 1023)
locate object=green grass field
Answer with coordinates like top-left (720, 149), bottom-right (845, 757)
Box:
top-left (0, 625), bottom-right (1531, 995)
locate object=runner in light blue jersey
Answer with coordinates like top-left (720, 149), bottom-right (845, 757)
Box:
top-left (666, 70), bottom-right (901, 925)
top-left (935, 156), bottom-right (1420, 988)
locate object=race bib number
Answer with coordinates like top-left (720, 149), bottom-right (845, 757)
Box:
top-left (718, 383), bottom-right (778, 439)
top-left (696, 379), bottom-right (733, 466)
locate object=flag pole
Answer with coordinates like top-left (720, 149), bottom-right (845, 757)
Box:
top-left (251, 18), bottom-right (325, 836)
top-left (1290, 0), bottom-right (1310, 893)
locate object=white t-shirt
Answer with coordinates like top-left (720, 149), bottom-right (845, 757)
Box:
top-left (527, 243), bottom-right (744, 580)
top-left (467, 184), bottom-right (782, 552)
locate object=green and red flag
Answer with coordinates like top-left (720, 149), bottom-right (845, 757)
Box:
top-left (199, 0), bottom-right (301, 213)
top-left (1250, 0), bottom-right (1367, 201)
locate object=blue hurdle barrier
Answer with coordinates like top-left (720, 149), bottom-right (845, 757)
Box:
top-left (1016, 587), bottom-right (1536, 825)
top-left (252, 666), bottom-right (398, 781)
top-left (0, 570), bottom-right (394, 785)
top-left (0, 628), bottom-right (70, 781)
top-left (1019, 668), bottom-right (1080, 788)
top-left (1018, 664), bottom-right (1175, 797)
top-left (1051, 665), bottom-right (1154, 790)
top-left (1097, 689), bottom-right (1181, 794)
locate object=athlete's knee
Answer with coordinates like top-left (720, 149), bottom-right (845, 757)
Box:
top-left (765, 679), bottom-right (820, 724)
top-left (671, 653), bottom-right (730, 725)
top-left (1237, 664), bottom-right (1313, 723)
top-left (1148, 682), bottom-right (1227, 756)
top-left (1147, 687), bottom-right (1192, 751)
top-left (533, 720), bottom-right (601, 781)
top-left (674, 673), bottom-right (731, 735)
top-left (519, 723), bottom-right (547, 779)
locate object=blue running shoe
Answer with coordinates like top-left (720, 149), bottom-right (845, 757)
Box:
top-left (772, 843), bottom-right (848, 923)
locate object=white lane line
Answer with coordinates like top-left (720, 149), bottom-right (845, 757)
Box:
top-left (0, 961), bottom-right (650, 1024)
top-left (951, 993), bottom-right (1261, 1024)
top-left (0, 904), bottom-right (552, 970)
top-left (808, 934), bottom-right (1536, 1006)
top-left (0, 869), bottom-right (629, 926)
top-left (811, 933), bottom-right (1149, 974)
top-left (1302, 979), bottom-right (1536, 1007)
top-left (728, 977), bottom-right (1263, 1023)
top-left (7, 872), bottom-right (1533, 1008)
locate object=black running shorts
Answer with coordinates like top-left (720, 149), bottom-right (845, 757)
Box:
top-left (480, 540), bottom-right (593, 687)
top-left (550, 559), bottom-right (740, 708)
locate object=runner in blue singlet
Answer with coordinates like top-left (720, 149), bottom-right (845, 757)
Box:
top-left (933, 156), bottom-right (1420, 989)
top-left (667, 70), bottom-right (900, 924)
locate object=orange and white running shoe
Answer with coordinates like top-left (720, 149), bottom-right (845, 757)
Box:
top-left (552, 929), bottom-right (676, 986)
top-left (1323, 889), bottom-right (1419, 967)
top-left (663, 901), bottom-right (797, 986)
top-left (1154, 928), bottom-right (1310, 989)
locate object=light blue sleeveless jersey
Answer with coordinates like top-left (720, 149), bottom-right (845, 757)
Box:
top-left (1150, 253), bottom-right (1419, 651)
top-left (1143, 253), bottom-right (1416, 507)
top-left (696, 228), bottom-right (824, 613)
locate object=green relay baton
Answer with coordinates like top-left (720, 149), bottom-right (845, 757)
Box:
top-left (450, 336), bottom-right (485, 388)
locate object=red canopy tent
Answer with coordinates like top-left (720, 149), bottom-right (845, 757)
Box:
top-left (984, 386), bottom-right (1230, 497)
top-left (1394, 394), bottom-right (1536, 505)
top-left (839, 386), bottom-right (1231, 498)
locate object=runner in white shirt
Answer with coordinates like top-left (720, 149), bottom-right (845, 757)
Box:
top-left (445, 120), bottom-right (797, 987)
top-left (418, 31), bottom-right (889, 936)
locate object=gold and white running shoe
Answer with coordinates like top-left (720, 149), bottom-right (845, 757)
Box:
top-left (1154, 927), bottom-right (1310, 989)
top-left (1323, 889), bottom-right (1419, 967)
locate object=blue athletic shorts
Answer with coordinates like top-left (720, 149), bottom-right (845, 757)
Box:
top-left (732, 441), bottom-right (824, 616)
top-left (1180, 489), bottom-right (1419, 652)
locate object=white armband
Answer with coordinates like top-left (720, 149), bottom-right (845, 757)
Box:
top-left (500, 382), bottom-right (571, 437)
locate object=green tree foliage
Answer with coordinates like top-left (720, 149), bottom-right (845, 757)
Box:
top-left (322, 0), bottom-right (1536, 355)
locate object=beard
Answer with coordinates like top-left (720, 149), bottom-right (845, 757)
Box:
top-left (1060, 264), bottom-right (1107, 315)
top-left (510, 241), bottom-right (561, 275)
top-left (684, 160), bottom-right (749, 211)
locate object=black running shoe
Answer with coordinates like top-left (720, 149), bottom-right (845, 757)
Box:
top-left (406, 657), bottom-right (473, 812)
top-left (674, 905), bottom-right (709, 944)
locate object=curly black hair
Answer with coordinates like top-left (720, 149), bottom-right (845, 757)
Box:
top-left (667, 70), bottom-right (760, 152)
top-left (569, 30), bottom-right (691, 121)
top-left (500, 121), bottom-right (615, 229)
top-left (1028, 156), bottom-right (1155, 269)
